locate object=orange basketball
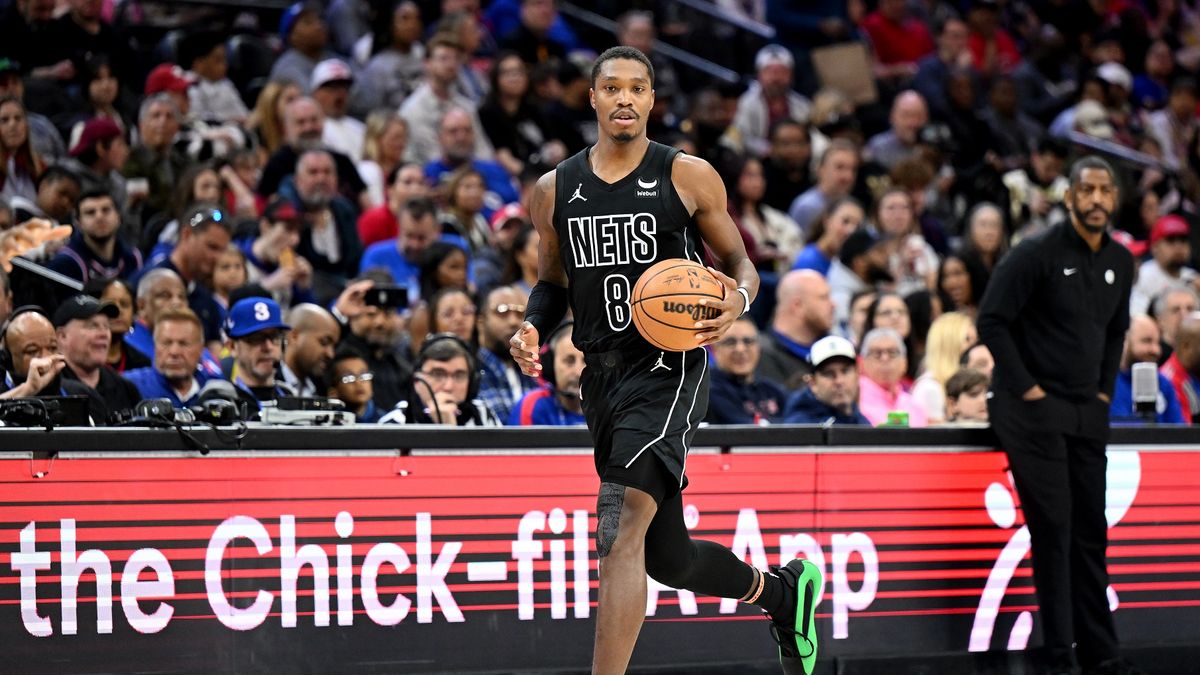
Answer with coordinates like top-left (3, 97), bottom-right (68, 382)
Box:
top-left (631, 258), bottom-right (726, 352)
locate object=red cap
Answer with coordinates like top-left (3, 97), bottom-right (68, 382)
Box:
top-left (68, 117), bottom-right (122, 157)
top-left (1150, 214), bottom-right (1191, 245)
top-left (1109, 229), bottom-right (1147, 257)
top-left (489, 204), bottom-right (528, 232)
top-left (264, 198), bottom-right (303, 224)
top-left (145, 63), bottom-right (193, 95)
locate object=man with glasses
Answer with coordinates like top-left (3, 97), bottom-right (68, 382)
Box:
top-left (328, 347), bottom-right (381, 422)
top-left (223, 296), bottom-right (296, 415)
top-left (707, 316), bottom-right (788, 424)
top-left (757, 269), bottom-right (835, 389)
top-left (380, 334), bottom-right (500, 426)
top-left (140, 204), bottom-right (233, 353)
top-left (783, 335), bottom-right (870, 425)
top-left (856, 327), bottom-right (928, 426)
top-left (476, 285), bottom-right (537, 423)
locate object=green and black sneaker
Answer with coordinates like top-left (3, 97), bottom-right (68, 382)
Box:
top-left (766, 558), bottom-right (822, 675)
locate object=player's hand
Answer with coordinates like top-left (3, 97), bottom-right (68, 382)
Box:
top-left (1022, 384), bottom-right (1047, 401)
top-left (694, 266), bottom-right (743, 347)
top-left (510, 321), bottom-right (541, 377)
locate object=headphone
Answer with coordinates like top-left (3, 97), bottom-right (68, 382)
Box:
top-left (540, 320), bottom-right (574, 389)
top-left (0, 305), bottom-right (47, 377)
top-left (416, 332), bottom-right (481, 401)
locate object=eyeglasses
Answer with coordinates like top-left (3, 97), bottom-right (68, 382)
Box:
top-left (422, 368), bottom-right (471, 384)
top-left (241, 332), bottom-right (285, 347)
top-left (716, 336), bottom-right (757, 348)
top-left (339, 372), bottom-right (374, 385)
top-left (864, 348), bottom-right (902, 360)
top-left (491, 303), bottom-right (526, 316)
top-left (189, 208), bottom-right (224, 229)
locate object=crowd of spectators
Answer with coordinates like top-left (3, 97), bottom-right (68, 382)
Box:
top-left (0, 0), bottom-right (1199, 428)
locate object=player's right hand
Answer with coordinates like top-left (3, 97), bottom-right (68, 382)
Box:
top-left (510, 321), bottom-right (541, 377)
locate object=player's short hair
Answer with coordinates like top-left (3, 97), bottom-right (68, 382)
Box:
top-left (591, 46), bottom-right (655, 89)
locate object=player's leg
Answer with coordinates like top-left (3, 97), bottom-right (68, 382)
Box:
top-left (1066, 434), bottom-right (1120, 669)
top-left (593, 481), bottom-right (658, 675)
top-left (643, 478), bottom-right (821, 674)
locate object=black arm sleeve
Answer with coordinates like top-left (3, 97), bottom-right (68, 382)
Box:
top-left (524, 280), bottom-right (569, 346)
top-left (976, 242), bottom-right (1041, 396)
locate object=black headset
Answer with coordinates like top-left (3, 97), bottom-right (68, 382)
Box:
top-left (0, 306), bottom-right (47, 376)
top-left (540, 320), bottom-right (574, 389)
top-left (416, 332), bottom-right (481, 401)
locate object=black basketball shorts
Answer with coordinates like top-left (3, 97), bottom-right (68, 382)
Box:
top-left (580, 346), bottom-right (710, 503)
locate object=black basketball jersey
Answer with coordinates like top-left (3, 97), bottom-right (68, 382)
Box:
top-left (553, 141), bottom-right (704, 354)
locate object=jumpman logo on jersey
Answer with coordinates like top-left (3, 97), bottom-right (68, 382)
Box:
top-left (650, 352), bottom-right (672, 372)
top-left (569, 182), bottom-right (588, 203)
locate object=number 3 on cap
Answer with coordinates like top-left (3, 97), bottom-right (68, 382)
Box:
top-left (254, 302), bottom-right (270, 321)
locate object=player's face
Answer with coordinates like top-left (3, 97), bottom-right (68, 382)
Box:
top-left (590, 58), bottom-right (654, 143)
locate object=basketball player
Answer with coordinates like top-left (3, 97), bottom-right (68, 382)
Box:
top-left (509, 47), bottom-right (822, 674)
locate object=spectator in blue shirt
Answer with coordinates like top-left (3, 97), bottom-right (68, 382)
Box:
top-left (126, 267), bottom-right (223, 378)
top-left (706, 316), bottom-right (788, 425)
top-left (784, 335), bottom-right (870, 425)
top-left (511, 321), bottom-right (585, 426)
top-left (359, 196), bottom-right (470, 305)
top-left (135, 204), bottom-right (231, 352)
top-left (1111, 316), bottom-right (1186, 424)
top-left (328, 347), bottom-right (382, 423)
top-left (124, 307), bottom-right (215, 407)
top-left (424, 107), bottom-right (520, 221)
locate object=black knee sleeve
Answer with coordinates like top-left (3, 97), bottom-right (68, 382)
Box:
top-left (595, 483), bottom-right (626, 558)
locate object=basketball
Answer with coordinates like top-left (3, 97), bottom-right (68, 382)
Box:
top-left (631, 258), bottom-right (727, 351)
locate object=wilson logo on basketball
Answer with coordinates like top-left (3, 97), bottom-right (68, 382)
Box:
top-left (662, 301), bottom-right (721, 322)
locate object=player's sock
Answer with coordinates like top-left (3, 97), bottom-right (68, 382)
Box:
top-left (743, 566), bottom-right (790, 619)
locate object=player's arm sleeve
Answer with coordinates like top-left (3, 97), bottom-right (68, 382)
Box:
top-left (976, 242), bottom-right (1040, 395)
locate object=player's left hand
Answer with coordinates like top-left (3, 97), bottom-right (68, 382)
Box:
top-left (693, 266), bottom-right (744, 347)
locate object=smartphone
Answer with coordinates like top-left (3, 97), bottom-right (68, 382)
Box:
top-left (364, 285), bottom-right (407, 309)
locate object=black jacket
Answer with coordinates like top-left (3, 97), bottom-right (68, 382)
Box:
top-left (706, 368), bottom-right (788, 425)
top-left (977, 223), bottom-right (1132, 401)
top-left (782, 387), bottom-right (870, 425)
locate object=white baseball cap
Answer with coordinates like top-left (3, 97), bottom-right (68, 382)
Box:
top-left (1096, 61), bottom-right (1132, 91)
top-left (312, 58), bottom-right (354, 89)
top-left (755, 44), bottom-right (794, 71)
top-left (809, 335), bottom-right (857, 369)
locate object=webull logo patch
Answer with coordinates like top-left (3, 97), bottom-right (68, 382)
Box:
top-left (662, 301), bottom-right (720, 322)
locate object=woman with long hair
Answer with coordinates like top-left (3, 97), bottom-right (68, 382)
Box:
top-left (439, 165), bottom-right (490, 252)
top-left (864, 291), bottom-right (920, 386)
top-left (793, 196), bottom-right (864, 276)
top-left (502, 224), bottom-right (540, 294)
top-left (428, 286), bottom-right (478, 346)
top-left (0, 96), bottom-right (45, 204)
top-left (358, 112), bottom-right (408, 207)
top-left (959, 202), bottom-right (1008, 277)
top-left (874, 188), bottom-right (938, 296)
top-left (141, 161), bottom-right (224, 258)
top-left (84, 276), bottom-right (151, 373)
top-left (246, 79), bottom-right (302, 155)
top-left (726, 155), bottom-right (803, 274)
top-left (911, 311), bottom-right (978, 424)
top-left (936, 251), bottom-right (988, 319)
top-left (479, 51), bottom-right (558, 176)
top-left (418, 241), bottom-right (470, 302)
top-left (61, 54), bottom-right (130, 143)
top-left (361, 0), bottom-right (426, 108)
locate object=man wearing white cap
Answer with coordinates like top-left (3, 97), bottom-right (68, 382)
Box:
top-left (733, 45), bottom-right (811, 157)
top-left (313, 58), bottom-right (366, 162)
top-left (782, 335), bottom-right (870, 424)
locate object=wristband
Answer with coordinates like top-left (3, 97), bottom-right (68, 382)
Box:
top-left (735, 287), bottom-right (751, 316)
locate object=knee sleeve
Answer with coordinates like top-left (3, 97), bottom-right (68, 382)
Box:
top-left (595, 482), bottom-right (626, 558)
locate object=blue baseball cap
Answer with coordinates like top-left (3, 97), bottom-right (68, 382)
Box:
top-left (279, 1), bottom-right (319, 41)
top-left (225, 297), bottom-right (291, 339)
